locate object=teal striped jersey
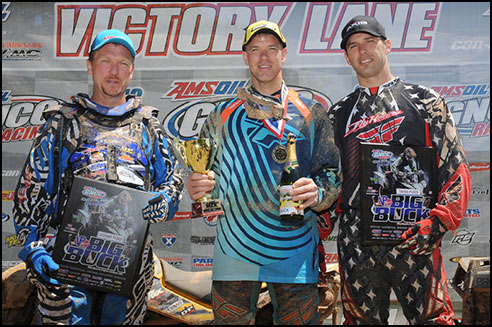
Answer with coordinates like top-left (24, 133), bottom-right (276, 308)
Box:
top-left (200, 89), bottom-right (341, 283)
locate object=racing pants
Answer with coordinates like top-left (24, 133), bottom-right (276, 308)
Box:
top-left (338, 209), bottom-right (455, 325)
top-left (211, 280), bottom-right (320, 325)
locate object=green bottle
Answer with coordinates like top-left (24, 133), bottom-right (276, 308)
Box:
top-left (279, 133), bottom-right (303, 223)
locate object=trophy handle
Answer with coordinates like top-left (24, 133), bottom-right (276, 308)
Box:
top-left (207, 138), bottom-right (218, 171)
top-left (172, 137), bottom-right (188, 166)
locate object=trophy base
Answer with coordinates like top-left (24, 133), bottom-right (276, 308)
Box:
top-left (191, 200), bottom-right (224, 218)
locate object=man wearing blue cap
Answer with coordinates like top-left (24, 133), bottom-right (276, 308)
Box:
top-left (13, 29), bottom-right (184, 324)
top-left (324, 15), bottom-right (471, 324)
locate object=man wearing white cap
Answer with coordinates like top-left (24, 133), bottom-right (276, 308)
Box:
top-left (324, 15), bottom-right (471, 324)
top-left (13, 29), bottom-right (184, 324)
top-left (186, 20), bottom-right (342, 324)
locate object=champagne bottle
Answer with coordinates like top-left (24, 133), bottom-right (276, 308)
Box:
top-left (279, 132), bottom-right (303, 223)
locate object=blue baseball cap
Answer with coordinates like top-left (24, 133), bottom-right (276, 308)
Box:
top-left (90, 29), bottom-right (136, 57)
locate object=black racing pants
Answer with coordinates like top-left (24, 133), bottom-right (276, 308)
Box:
top-left (337, 209), bottom-right (455, 325)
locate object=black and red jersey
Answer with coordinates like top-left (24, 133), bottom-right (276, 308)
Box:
top-left (328, 77), bottom-right (471, 230)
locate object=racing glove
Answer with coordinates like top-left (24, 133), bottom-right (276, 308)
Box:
top-left (142, 193), bottom-right (169, 223)
top-left (398, 216), bottom-right (447, 256)
top-left (20, 245), bottom-right (61, 287)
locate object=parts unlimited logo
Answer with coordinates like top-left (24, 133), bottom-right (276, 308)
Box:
top-left (162, 81), bottom-right (333, 140)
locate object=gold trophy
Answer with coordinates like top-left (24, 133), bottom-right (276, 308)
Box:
top-left (173, 137), bottom-right (224, 218)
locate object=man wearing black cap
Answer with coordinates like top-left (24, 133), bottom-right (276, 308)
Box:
top-left (13, 29), bottom-right (184, 324)
top-left (186, 20), bottom-right (341, 324)
top-left (324, 15), bottom-right (471, 324)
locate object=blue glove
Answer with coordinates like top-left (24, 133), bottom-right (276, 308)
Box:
top-left (26, 247), bottom-right (61, 286)
top-left (142, 193), bottom-right (169, 223)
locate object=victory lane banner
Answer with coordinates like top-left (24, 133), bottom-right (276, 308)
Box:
top-left (360, 143), bottom-right (438, 245)
top-left (51, 176), bottom-right (153, 296)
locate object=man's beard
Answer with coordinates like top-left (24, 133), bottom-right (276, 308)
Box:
top-left (102, 84), bottom-right (125, 99)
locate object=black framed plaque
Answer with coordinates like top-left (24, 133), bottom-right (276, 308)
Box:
top-left (360, 143), bottom-right (438, 245)
top-left (51, 176), bottom-right (152, 296)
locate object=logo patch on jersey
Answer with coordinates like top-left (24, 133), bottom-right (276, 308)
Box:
top-left (356, 116), bottom-right (405, 143)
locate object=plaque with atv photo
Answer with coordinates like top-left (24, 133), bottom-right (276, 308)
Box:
top-left (360, 143), bottom-right (438, 245)
top-left (51, 176), bottom-right (152, 296)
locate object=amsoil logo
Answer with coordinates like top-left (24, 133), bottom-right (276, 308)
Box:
top-left (431, 84), bottom-right (489, 98)
top-left (163, 80), bottom-right (248, 101)
top-left (162, 83), bottom-right (332, 140)
top-left (2, 92), bottom-right (63, 143)
top-left (431, 84), bottom-right (490, 138)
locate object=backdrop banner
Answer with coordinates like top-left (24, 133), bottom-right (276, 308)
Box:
top-left (2, 2), bottom-right (489, 290)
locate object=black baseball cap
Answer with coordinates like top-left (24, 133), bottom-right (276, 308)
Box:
top-left (340, 15), bottom-right (387, 50)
